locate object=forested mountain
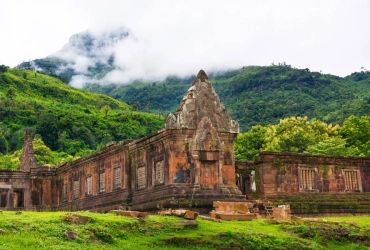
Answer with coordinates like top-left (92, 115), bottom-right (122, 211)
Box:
top-left (16, 28), bottom-right (370, 132)
top-left (84, 65), bottom-right (370, 131)
top-left (18, 27), bottom-right (132, 84)
top-left (0, 66), bottom-right (164, 168)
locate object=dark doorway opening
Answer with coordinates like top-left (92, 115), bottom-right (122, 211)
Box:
top-left (14, 189), bottom-right (24, 208)
top-left (0, 190), bottom-right (8, 207)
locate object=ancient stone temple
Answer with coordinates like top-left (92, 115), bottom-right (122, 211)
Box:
top-left (236, 152), bottom-right (370, 215)
top-left (0, 70), bottom-right (245, 211)
top-left (3, 69), bottom-right (370, 215)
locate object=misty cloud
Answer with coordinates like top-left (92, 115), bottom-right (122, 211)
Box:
top-left (1, 0), bottom-right (370, 83)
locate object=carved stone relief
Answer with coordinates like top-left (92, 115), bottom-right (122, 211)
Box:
top-left (99, 172), bottom-right (106, 193)
top-left (85, 176), bottom-right (92, 195)
top-left (73, 180), bottom-right (79, 199)
top-left (137, 166), bottom-right (146, 190)
top-left (113, 167), bottom-right (122, 189)
top-left (154, 160), bottom-right (164, 185)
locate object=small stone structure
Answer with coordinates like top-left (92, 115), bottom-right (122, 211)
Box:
top-left (236, 152), bottom-right (370, 214)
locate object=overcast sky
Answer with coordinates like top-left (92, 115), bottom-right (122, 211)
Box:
top-left (0, 0), bottom-right (369, 79)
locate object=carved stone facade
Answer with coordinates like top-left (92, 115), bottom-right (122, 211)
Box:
top-left (5, 70), bottom-right (370, 214)
top-left (236, 152), bottom-right (370, 214)
top-left (0, 70), bottom-right (244, 212)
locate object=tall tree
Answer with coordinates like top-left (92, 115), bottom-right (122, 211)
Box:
top-left (36, 112), bottom-right (59, 150)
top-left (235, 125), bottom-right (267, 160)
top-left (340, 115), bottom-right (370, 155)
top-left (263, 117), bottom-right (338, 153)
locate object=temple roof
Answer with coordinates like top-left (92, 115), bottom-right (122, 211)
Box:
top-left (165, 70), bottom-right (239, 133)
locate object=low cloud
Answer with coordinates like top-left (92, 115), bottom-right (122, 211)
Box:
top-left (12, 0), bottom-right (368, 88)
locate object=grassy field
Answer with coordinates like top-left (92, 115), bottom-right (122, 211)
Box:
top-left (1, 211), bottom-right (370, 249)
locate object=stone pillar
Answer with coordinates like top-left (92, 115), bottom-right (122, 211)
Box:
top-left (8, 188), bottom-right (14, 209)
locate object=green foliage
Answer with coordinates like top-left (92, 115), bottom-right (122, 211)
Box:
top-left (36, 112), bottom-right (59, 150)
top-left (1, 211), bottom-right (370, 249)
top-left (235, 116), bottom-right (370, 160)
top-left (235, 125), bottom-right (267, 160)
top-left (0, 68), bottom-right (164, 167)
top-left (264, 117), bottom-right (339, 153)
top-left (0, 138), bottom-right (78, 169)
top-left (82, 65), bottom-right (370, 132)
top-left (305, 137), bottom-right (362, 156)
top-left (339, 115), bottom-right (370, 155)
top-left (0, 64), bottom-right (9, 73)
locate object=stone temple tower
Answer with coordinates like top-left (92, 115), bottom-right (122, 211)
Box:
top-left (19, 129), bottom-right (37, 171)
top-left (163, 70), bottom-right (244, 207)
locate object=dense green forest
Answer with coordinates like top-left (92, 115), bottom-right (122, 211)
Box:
top-left (84, 64), bottom-right (370, 132)
top-left (3, 63), bottom-right (370, 168)
top-left (0, 66), bottom-right (164, 169)
top-left (235, 115), bottom-right (370, 161)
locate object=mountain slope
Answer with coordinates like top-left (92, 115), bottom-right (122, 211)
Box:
top-left (0, 68), bottom-right (164, 157)
top-left (18, 27), bottom-right (132, 84)
top-left (84, 65), bottom-right (370, 131)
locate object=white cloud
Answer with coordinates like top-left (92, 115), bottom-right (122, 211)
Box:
top-left (0, 0), bottom-right (369, 82)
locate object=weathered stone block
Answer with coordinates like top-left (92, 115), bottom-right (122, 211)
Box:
top-left (111, 210), bottom-right (148, 218)
top-left (64, 230), bottom-right (78, 240)
top-left (184, 210), bottom-right (199, 220)
top-left (215, 213), bottom-right (256, 221)
top-left (174, 220), bottom-right (198, 228)
top-left (62, 213), bottom-right (91, 225)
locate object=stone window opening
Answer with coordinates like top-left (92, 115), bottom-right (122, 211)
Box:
top-left (299, 168), bottom-right (317, 192)
top-left (73, 180), bottom-right (80, 199)
top-left (343, 170), bottom-right (361, 192)
top-left (154, 160), bottom-right (164, 186)
top-left (113, 167), bottom-right (122, 189)
top-left (137, 165), bottom-right (146, 190)
top-left (99, 172), bottom-right (106, 193)
top-left (85, 176), bottom-right (92, 196)
top-left (62, 183), bottom-right (68, 201)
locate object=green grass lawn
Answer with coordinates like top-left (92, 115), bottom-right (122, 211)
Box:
top-left (1, 211), bottom-right (370, 249)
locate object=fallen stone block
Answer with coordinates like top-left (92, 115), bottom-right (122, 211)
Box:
top-left (111, 210), bottom-right (148, 218)
top-left (64, 230), bottom-right (78, 240)
top-left (0, 229), bottom-right (7, 234)
top-left (174, 220), bottom-right (198, 228)
top-left (198, 215), bottom-right (222, 222)
top-left (62, 213), bottom-right (91, 225)
top-left (184, 210), bottom-right (199, 220)
top-left (213, 201), bottom-right (253, 214)
top-left (215, 213), bottom-right (257, 221)
top-left (158, 210), bottom-right (172, 215)
top-left (171, 209), bottom-right (187, 217)
top-left (210, 211), bottom-right (217, 218)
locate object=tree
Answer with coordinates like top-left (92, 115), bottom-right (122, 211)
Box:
top-left (340, 115), bottom-right (370, 155)
top-left (305, 137), bottom-right (361, 156)
top-left (33, 138), bottom-right (56, 166)
top-left (101, 105), bottom-right (111, 119)
top-left (36, 112), bottom-right (59, 150)
top-left (263, 117), bottom-right (339, 153)
top-left (6, 86), bottom-right (16, 100)
top-left (0, 65), bottom-right (9, 73)
top-left (235, 125), bottom-right (267, 160)
top-left (0, 135), bottom-right (9, 154)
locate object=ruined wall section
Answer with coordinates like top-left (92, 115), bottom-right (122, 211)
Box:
top-left (128, 130), bottom-right (174, 210)
top-left (0, 170), bottom-right (31, 209)
top-left (30, 166), bottom-right (58, 209)
top-left (57, 141), bottom-right (130, 211)
top-left (236, 152), bottom-right (370, 214)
